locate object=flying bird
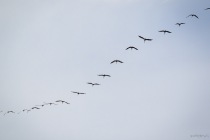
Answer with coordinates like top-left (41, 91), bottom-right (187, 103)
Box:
top-left (22, 109), bottom-right (30, 112)
top-left (126, 46), bottom-right (138, 50)
top-left (98, 74), bottom-right (111, 78)
top-left (44, 102), bottom-right (57, 106)
top-left (175, 23), bottom-right (185, 26)
top-left (71, 91), bottom-right (86, 95)
top-left (36, 104), bottom-right (45, 107)
top-left (187, 14), bottom-right (199, 19)
top-left (55, 100), bottom-right (70, 104)
top-left (31, 107), bottom-right (40, 110)
top-left (138, 35), bottom-right (153, 43)
top-left (110, 60), bottom-right (123, 64)
top-left (159, 30), bottom-right (172, 34)
top-left (87, 82), bottom-right (100, 86)
top-left (205, 8), bottom-right (210, 10)
top-left (4, 111), bottom-right (15, 115)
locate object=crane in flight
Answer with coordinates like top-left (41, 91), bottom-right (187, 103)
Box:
top-left (110, 60), bottom-right (123, 64)
top-left (159, 30), bottom-right (172, 34)
top-left (187, 14), bottom-right (199, 19)
top-left (175, 23), bottom-right (185, 26)
top-left (98, 74), bottom-right (111, 78)
top-left (4, 111), bottom-right (15, 115)
top-left (126, 46), bottom-right (138, 50)
top-left (44, 102), bottom-right (57, 106)
top-left (55, 100), bottom-right (70, 104)
top-left (138, 35), bottom-right (152, 43)
top-left (31, 107), bottom-right (40, 110)
top-left (87, 82), bottom-right (100, 86)
top-left (71, 91), bottom-right (86, 95)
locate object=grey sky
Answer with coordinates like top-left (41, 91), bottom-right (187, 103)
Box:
top-left (0, 0), bottom-right (210, 140)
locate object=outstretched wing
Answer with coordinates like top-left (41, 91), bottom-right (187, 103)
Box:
top-left (159, 30), bottom-right (164, 32)
top-left (117, 60), bottom-right (123, 63)
top-left (71, 91), bottom-right (78, 94)
top-left (146, 39), bottom-right (152, 41)
top-left (138, 36), bottom-right (145, 40)
top-left (133, 47), bottom-right (138, 50)
top-left (110, 60), bottom-right (116, 64)
top-left (186, 14), bottom-right (192, 18)
top-left (194, 15), bottom-right (199, 19)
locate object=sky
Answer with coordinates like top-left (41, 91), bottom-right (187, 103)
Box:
top-left (0, 0), bottom-right (210, 140)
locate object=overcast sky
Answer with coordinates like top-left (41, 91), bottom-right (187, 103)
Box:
top-left (0, 0), bottom-right (210, 140)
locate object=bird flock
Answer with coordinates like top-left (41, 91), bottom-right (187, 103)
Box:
top-left (1, 7), bottom-right (210, 116)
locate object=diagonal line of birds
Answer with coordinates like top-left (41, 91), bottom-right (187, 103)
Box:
top-left (1, 7), bottom-right (209, 116)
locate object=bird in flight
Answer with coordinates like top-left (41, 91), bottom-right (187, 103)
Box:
top-left (36, 104), bottom-right (45, 107)
top-left (98, 74), bottom-right (111, 78)
top-left (138, 35), bottom-right (152, 43)
top-left (110, 60), bottom-right (123, 64)
top-left (126, 46), bottom-right (138, 50)
top-left (87, 82), bottom-right (100, 86)
top-left (55, 100), bottom-right (70, 104)
top-left (44, 102), bottom-right (57, 106)
top-left (71, 91), bottom-right (86, 95)
top-left (31, 107), bottom-right (40, 110)
top-left (205, 8), bottom-right (210, 10)
top-left (159, 30), bottom-right (172, 34)
top-left (175, 23), bottom-right (185, 26)
top-left (186, 14), bottom-right (199, 19)
top-left (22, 109), bottom-right (31, 113)
top-left (4, 111), bottom-right (15, 115)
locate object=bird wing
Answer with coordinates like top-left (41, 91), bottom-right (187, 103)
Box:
top-left (146, 39), bottom-right (152, 41)
top-left (159, 30), bottom-right (164, 32)
top-left (133, 47), bottom-right (138, 50)
top-left (110, 60), bottom-right (116, 64)
top-left (118, 60), bottom-right (123, 63)
top-left (194, 15), bottom-right (199, 18)
top-left (71, 91), bottom-right (78, 94)
top-left (186, 14), bottom-right (191, 18)
top-left (138, 36), bottom-right (145, 40)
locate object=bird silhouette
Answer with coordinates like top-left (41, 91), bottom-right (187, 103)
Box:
top-left (175, 23), bottom-right (185, 26)
top-left (36, 104), bottom-right (45, 107)
top-left (71, 91), bottom-right (86, 95)
top-left (55, 100), bottom-right (70, 104)
top-left (31, 107), bottom-right (40, 110)
top-left (187, 14), bottom-right (199, 19)
top-left (98, 74), bottom-right (111, 78)
top-left (87, 82), bottom-right (100, 86)
top-left (44, 102), bottom-right (57, 106)
top-left (4, 111), bottom-right (15, 115)
top-left (126, 46), bottom-right (138, 50)
top-left (110, 60), bottom-right (123, 64)
top-left (138, 35), bottom-right (153, 43)
top-left (159, 30), bottom-right (172, 34)
top-left (205, 8), bottom-right (210, 10)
